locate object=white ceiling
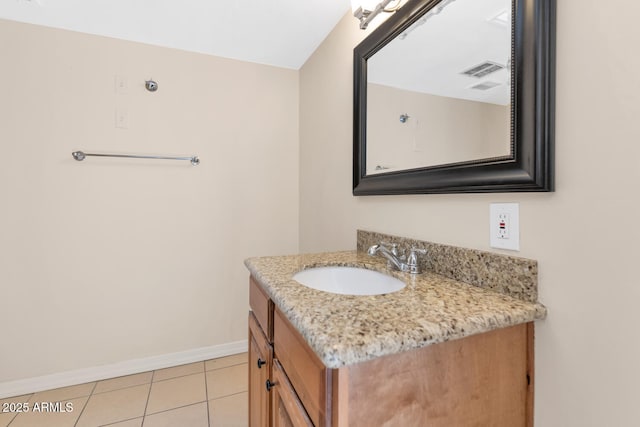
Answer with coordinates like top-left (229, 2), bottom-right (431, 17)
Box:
top-left (0, 0), bottom-right (351, 69)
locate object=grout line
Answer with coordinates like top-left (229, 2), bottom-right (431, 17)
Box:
top-left (151, 371), bottom-right (205, 385)
top-left (5, 412), bottom-right (17, 426)
top-left (204, 355), bottom-right (248, 373)
top-left (208, 390), bottom-right (248, 403)
top-left (99, 416), bottom-right (143, 426)
top-left (143, 401), bottom-right (209, 418)
top-left (92, 382), bottom-right (152, 396)
top-left (73, 382), bottom-right (97, 427)
top-left (151, 361), bottom-right (205, 382)
top-left (6, 393), bottom-right (34, 427)
top-left (91, 374), bottom-right (154, 396)
top-left (151, 363), bottom-right (205, 384)
top-left (205, 362), bottom-right (246, 372)
top-left (141, 370), bottom-right (155, 425)
top-left (204, 365), bottom-right (211, 427)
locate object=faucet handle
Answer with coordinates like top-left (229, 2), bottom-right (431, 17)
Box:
top-left (381, 241), bottom-right (401, 256)
top-left (406, 247), bottom-right (427, 274)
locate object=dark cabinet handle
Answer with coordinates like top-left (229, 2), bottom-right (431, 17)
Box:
top-left (265, 379), bottom-right (276, 392)
top-left (257, 358), bottom-right (266, 369)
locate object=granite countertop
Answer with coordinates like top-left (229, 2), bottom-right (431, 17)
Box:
top-left (245, 250), bottom-right (547, 369)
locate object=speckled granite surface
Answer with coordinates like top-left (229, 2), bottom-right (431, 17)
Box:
top-left (244, 250), bottom-right (546, 369)
top-left (358, 230), bottom-right (539, 302)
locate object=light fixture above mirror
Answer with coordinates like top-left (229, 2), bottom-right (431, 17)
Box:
top-left (351, 0), bottom-right (404, 29)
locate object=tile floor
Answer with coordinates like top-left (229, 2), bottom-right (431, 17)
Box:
top-left (0, 353), bottom-right (248, 427)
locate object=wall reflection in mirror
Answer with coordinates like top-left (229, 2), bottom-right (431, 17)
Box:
top-left (366, 0), bottom-right (512, 175)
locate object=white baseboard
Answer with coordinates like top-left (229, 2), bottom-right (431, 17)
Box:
top-left (0, 340), bottom-right (248, 399)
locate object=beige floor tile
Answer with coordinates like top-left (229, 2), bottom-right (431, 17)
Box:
top-left (0, 394), bottom-right (32, 426)
top-left (143, 402), bottom-right (209, 427)
top-left (153, 361), bottom-right (204, 382)
top-left (206, 364), bottom-right (248, 400)
top-left (9, 396), bottom-right (88, 427)
top-left (209, 392), bottom-right (248, 427)
top-left (94, 372), bottom-right (153, 394)
top-left (145, 373), bottom-right (206, 415)
top-left (75, 384), bottom-right (149, 427)
top-left (205, 353), bottom-right (248, 371)
top-left (30, 382), bottom-right (95, 402)
top-left (102, 417), bottom-right (143, 426)
top-left (0, 412), bottom-right (17, 427)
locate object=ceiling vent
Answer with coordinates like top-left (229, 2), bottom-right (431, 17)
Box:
top-left (470, 81), bottom-right (501, 91)
top-left (488, 10), bottom-right (511, 27)
top-left (461, 61), bottom-right (505, 78)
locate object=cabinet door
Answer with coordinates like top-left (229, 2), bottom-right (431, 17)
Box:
top-left (249, 313), bottom-right (271, 427)
top-left (272, 359), bottom-right (313, 427)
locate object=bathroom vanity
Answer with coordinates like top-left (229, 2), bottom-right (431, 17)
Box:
top-left (246, 232), bottom-right (546, 427)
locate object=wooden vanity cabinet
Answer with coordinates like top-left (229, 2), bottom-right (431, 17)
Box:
top-left (334, 322), bottom-right (534, 427)
top-left (249, 276), bottom-right (321, 427)
top-left (249, 277), bottom-right (274, 427)
top-left (249, 276), bottom-right (534, 427)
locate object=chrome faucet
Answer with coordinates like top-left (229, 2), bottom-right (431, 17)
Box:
top-left (368, 243), bottom-right (426, 274)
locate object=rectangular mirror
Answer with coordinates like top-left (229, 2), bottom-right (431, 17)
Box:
top-left (353, 0), bottom-right (555, 194)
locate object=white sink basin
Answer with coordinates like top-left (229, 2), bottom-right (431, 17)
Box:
top-left (292, 266), bottom-right (405, 296)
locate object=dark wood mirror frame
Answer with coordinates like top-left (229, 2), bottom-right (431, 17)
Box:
top-left (353, 0), bottom-right (555, 195)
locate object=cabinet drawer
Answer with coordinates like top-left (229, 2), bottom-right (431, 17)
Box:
top-left (250, 276), bottom-right (273, 341)
top-left (273, 308), bottom-right (329, 427)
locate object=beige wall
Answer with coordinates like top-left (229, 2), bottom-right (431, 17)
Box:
top-left (0, 19), bottom-right (299, 383)
top-left (300, 4), bottom-right (640, 426)
top-left (367, 83), bottom-right (510, 172)
top-left (3, 2), bottom-right (640, 422)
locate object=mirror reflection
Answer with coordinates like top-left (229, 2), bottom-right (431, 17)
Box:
top-left (366, 0), bottom-right (512, 174)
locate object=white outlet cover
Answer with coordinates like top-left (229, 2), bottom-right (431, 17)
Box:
top-left (490, 203), bottom-right (520, 251)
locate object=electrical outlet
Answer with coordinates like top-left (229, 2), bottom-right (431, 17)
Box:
top-left (497, 212), bottom-right (509, 239)
top-left (490, 203), bottom-right (519, 251)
